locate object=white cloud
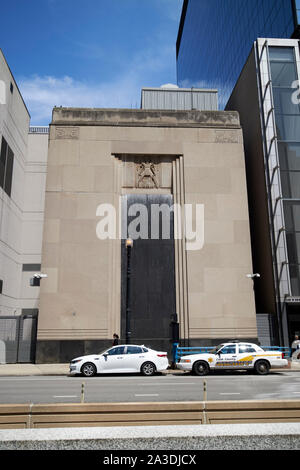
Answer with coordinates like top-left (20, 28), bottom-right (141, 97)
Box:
top-left (19, 74), bottom-right (140, 124)
top-left (19, 44), bottom-right (177, 125)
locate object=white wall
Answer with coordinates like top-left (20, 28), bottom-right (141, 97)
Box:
top-left (20, 132), bottom-right (48, 309)
top-left (0, 49), bottom-right (48, 316)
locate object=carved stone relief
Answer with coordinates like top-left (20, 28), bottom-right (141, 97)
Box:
top-left (136, 160), bottom-right (159, 189)
top-left (215, 129), bottom-right (239, 143)
top-left (55, 127), bottom-right (79, 140)
top-left (121, 155), bottom-right (172, 191)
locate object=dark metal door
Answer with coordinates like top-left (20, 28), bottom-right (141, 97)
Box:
top-left (121, 194), bottom-right (176, 352)
top-left (0, 312), bottom-right (38, 363)
top-left (0, 316), bottom-right (19, 363)
top-left (17, 313), bottom-right (38, 363)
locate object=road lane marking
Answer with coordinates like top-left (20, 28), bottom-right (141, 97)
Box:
top-left (140, 382), bottom-right (196, 386)
top-left (53, 395), bottom-right (78, 398)
top-left (219, 393), bottom-right (241, 395)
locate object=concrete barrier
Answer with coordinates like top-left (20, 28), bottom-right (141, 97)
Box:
top-left (1, 422), bottom-right (300, 450)
top-left (0, 400), bottom-right (300, 429)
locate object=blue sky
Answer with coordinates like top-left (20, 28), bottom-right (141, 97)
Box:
top-left (1, 0), bottom-right (183, 125)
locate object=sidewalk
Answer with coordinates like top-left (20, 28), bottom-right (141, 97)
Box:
top-left (0, 361), bottom-right (299, 376)
top-left (0, 363), bottom-right (186, 376)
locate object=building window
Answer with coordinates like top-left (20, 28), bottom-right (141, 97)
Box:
top-left (269, 47), bottom-right (300, 297)
top-left (269, 47), bottom-right (297, 85)
top-left (269, 47), bottom-right (300, 141)
top-left (283, 201), bottom-right (300, 296)
top-left (279, 142), bottom-right (300, 199)
top-left (0, 136), bottom-right (14, 197)
top-left (296, 0), bottom-right (300, 24)
top-left (22, 264), bottom-right (42, 272)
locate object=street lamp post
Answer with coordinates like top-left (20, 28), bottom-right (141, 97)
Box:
top-left (246, 273), bottom-right (261, 290)
top-left (125, 238), bottom-right (133, 344)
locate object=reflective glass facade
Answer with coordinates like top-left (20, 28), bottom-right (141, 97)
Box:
top-left (269, 47), bottom-right (300, 295)
top-left (177, 0), bottom-right (299, 109)
top-left (297, 0), bottom-right (300, 22)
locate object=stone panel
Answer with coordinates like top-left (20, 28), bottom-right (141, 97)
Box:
top-left (37, 108), bottom-right (257, 360)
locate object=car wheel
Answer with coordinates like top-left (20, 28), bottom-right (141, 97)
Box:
top-left (254, 360), bottom-right (270, 375)
top-left (81, 362), bottom-right (97, 377)
top-left (193, 361), bottom-right (209, 376)
top-left (141, 361), bottom-right (156, 376)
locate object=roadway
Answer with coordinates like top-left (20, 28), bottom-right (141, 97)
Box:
top-left (0, 370), bottom-right (300, 404)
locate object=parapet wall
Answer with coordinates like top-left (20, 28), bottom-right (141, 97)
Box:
top-left (51, 107), bottom-right (240, 128)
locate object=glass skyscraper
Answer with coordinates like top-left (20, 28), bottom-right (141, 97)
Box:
top-left (225, 38), bottom-right (300, 347)
top-left (177, 0), bottom-right (300, 109)
top-left (297, 0), bottom-right (300, 22)
top-left (271, 47), bottom-right (300, 298)
top-left (177, 1), bottom-right (300, 346)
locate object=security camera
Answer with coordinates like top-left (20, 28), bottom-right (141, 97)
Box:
top-left (30, 273), bottom-right (48, 287)
top-left (33, 273), bottom-right (48, 279)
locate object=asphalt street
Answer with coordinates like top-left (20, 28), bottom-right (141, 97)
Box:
top-left (0, 371), bottom-right (300, 404)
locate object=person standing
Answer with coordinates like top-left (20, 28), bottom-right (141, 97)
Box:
top-left (291, 335), bottom-right (300, 358)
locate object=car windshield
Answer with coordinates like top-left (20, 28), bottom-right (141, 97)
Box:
top-left (210, 344), bottom-right (225, 354)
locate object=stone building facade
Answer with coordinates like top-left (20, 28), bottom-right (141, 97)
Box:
top-left (36, 107), bottom-right (257, 362)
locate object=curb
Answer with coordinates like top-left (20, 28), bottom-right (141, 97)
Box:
top-left (0, 364), bottom-right (299, 377)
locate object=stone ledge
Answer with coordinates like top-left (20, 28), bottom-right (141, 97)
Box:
top-left (1, 422), bottom-right (300, 450)
top-left (51, 108), bottom-right (240, 128)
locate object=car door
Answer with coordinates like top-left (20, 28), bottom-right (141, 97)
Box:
top-left (215, 344), bottom-right (238, 369)
top-left (100, 346), bottom-right (128, 373)
top-left (124, 346), bottom-right (146, 372)
top-left (237, 344), bottom-right (257, 369)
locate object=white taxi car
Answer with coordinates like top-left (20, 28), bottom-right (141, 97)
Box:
top-left (176, 342), bottom-right (288, 375)
top-left (69, 344), bottom-right (169, 377)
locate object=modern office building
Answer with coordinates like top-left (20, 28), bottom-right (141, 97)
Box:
top-left (176, 1), bottom-right (300, 347)
top-left (36, 106), bottom-right (257, 363)
top-left (0, 49), bottom-right (48, 363)
top-left (226, 38), bottom-right (300, 347)
top-left (177, 0), bottom-right (300, 109)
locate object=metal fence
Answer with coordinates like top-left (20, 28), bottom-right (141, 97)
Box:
top-left (28, 126), bottom-right (49, 134)
top-left (0, 314), bottom-right (38, 363)
top-left (172, 343), bottom-right (291, 363)
top-left (141, 87), bottom-right (218, 111)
